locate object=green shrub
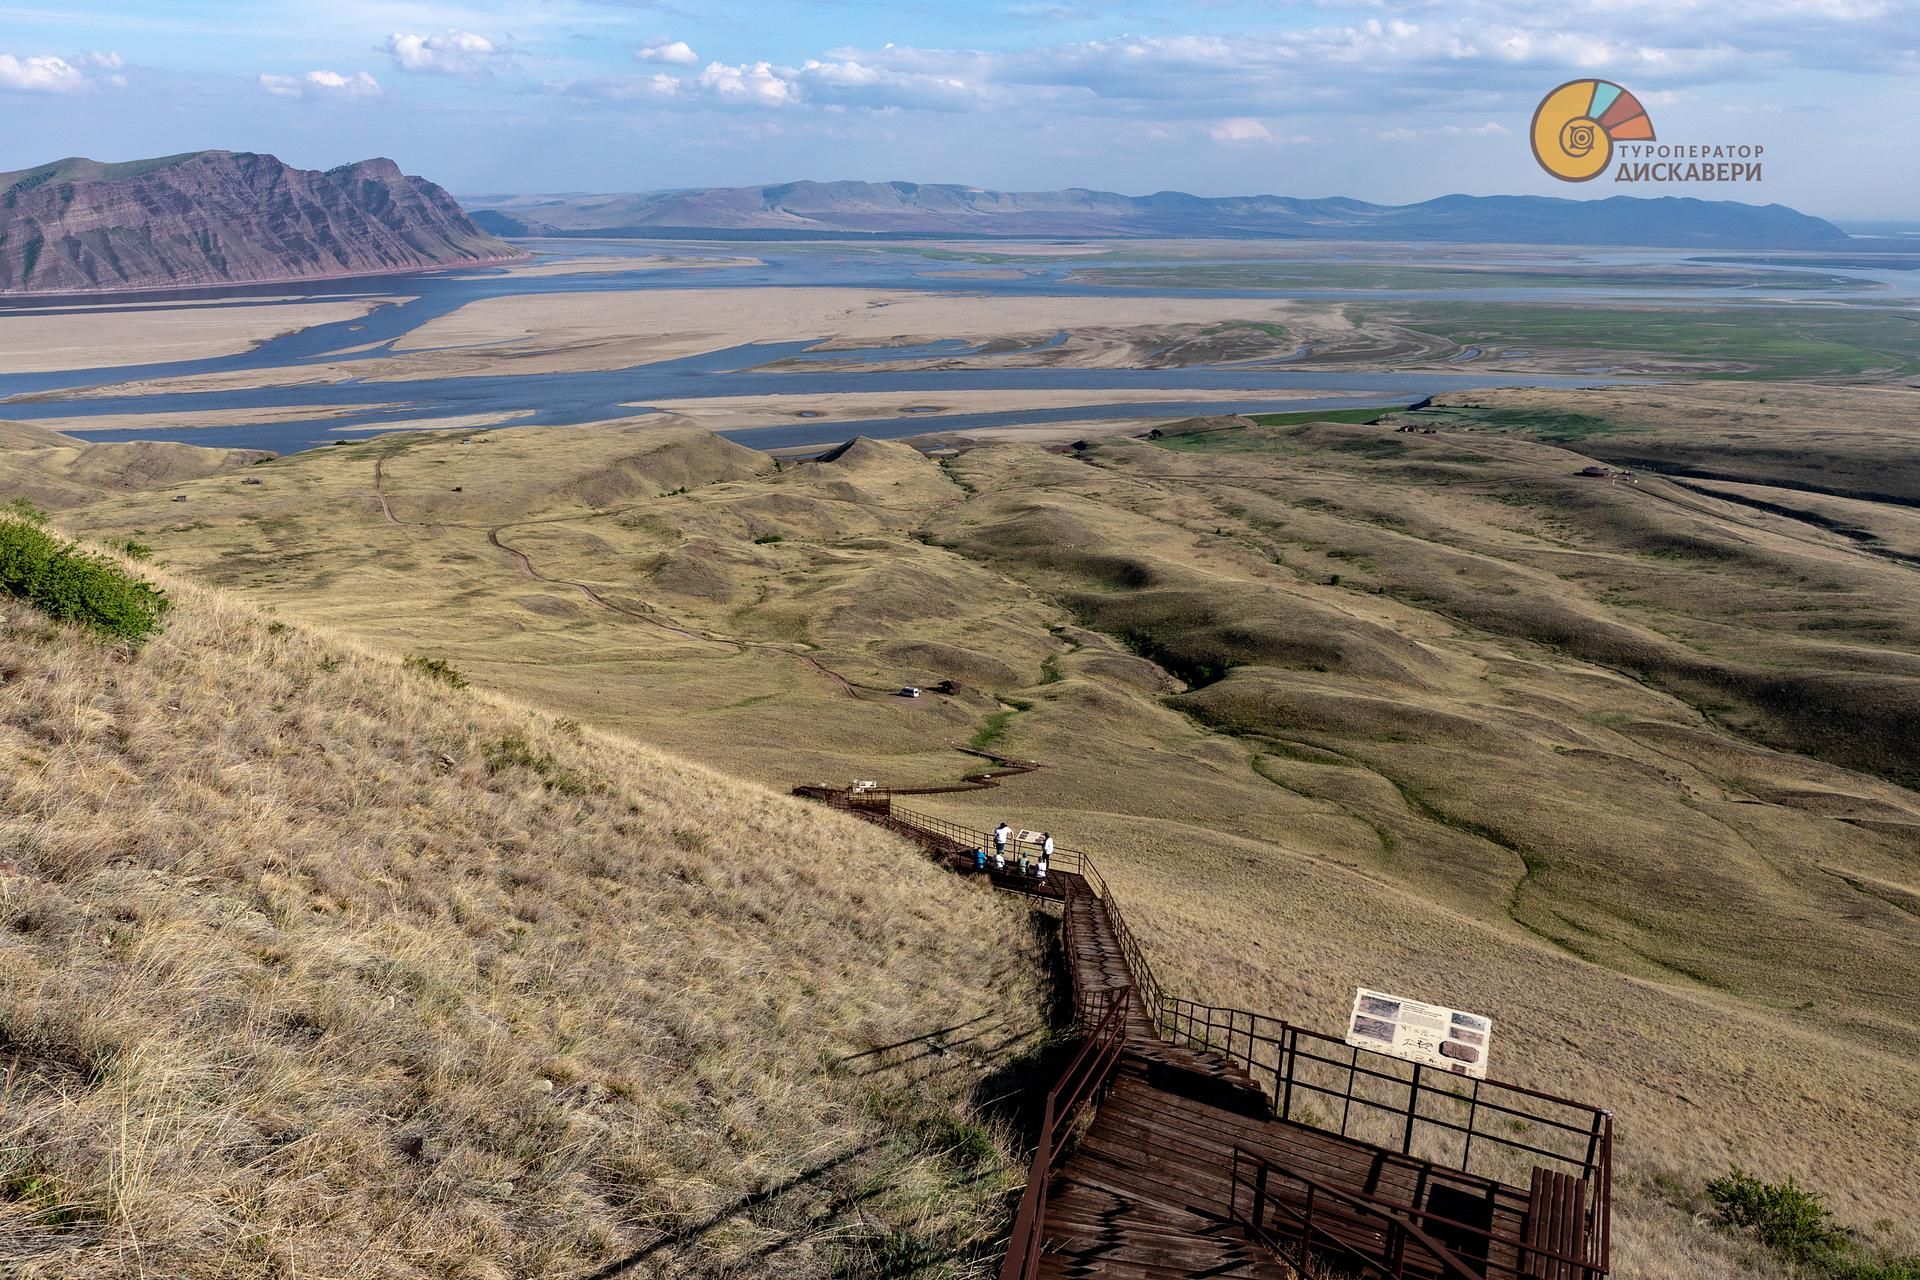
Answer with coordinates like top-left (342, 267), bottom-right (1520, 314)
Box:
top-left (483, 734), bottom-right (595, 796)
top-left (117, 539), bottom-right (153, 561)
top-left (4, 498), bottom-right (49, 524)
top-left (0, 518), bottom-right (170, 644)
top-left (753, 533), bottom-right (784, 545)
top-left (1707, 1169), bottom-right (1847, 1264)
top-left (403, 655), bottom-right (467, 688)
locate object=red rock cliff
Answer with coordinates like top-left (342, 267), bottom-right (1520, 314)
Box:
top-left (0, 150), bottom-right (524, 294)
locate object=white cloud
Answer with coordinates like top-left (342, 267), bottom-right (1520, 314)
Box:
top-left (796, 59), bottom-right (979, 111)
top-left (258, 69), bottom-right (381, 99)
top-left (636, 40), bottom-right (698, 66)
top-left (382, 30), bottom-right (508, 76)
top-left (80, 50), bottom-right (123, 70)
top-left (698, 60), bottom-right (797, 106)
top-left (1209, 117), bottom-right (1274, 143)
top-left (0, 53), bottom-right (88, 93)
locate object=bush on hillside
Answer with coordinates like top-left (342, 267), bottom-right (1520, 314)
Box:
top-left (1706, 1169), bottom-right (1919, 1280)
top-left (402, 654), bottom-right (468, 688)
top-left (0, 517), bottom-right (169, 644)
top-left (1708, 1169), bottom-right (1847, 1263)
top-left (5, 497), bottom-right (50, 524)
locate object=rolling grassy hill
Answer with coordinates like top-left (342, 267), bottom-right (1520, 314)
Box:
top-left (5, 383), bottom-right (1919, 1277)
top-left (0, 550), bottom-right (1045, 1277)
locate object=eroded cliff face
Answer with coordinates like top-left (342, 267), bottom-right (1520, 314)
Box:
top-left (0, 151), bottom-right (522, 293)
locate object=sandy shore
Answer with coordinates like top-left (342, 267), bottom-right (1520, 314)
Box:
top-left (333, 411), bottom-right (538, 434)
top-left (920, 242), bottom-right (1114, 257)
top-left (0, 297), bottom-right (403, 373)
top-left (19, 404), bottom-right (408, 433)
top-left (640, 387), bottom-right (1345, 430)
top-left (18, 287), bottom-right (1372, 402)
top-left (394, 287), bottom-right (1323, 365)
top-left (455, 253), bottom-right (762, 280)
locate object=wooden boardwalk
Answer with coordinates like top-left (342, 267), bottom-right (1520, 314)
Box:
top-left (1041, 878), bottom-right (1292, 1279)
top-left (801, 790), bottom-right (1612, 1280)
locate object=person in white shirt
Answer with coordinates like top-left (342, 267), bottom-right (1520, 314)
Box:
top-left (992, 822), bottom-right (1011, 871)
top-left (1039, 833), bottom-right (1054, 880)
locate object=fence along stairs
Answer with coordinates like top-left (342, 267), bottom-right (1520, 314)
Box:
top-left (794, 783), bottom-right (1612, 1280)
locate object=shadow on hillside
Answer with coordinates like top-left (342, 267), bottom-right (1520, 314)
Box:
top-left (580, 1143), bottom-right (880, 1278)
top-left (968, 904), bottom-right (1077, 1149)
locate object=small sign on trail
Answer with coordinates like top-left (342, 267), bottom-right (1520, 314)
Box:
top-left (1345, 987), bottom-right (1493, 1078)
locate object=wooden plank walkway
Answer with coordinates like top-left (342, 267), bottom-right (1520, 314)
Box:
top-left (1033, 871), bottom-right (1295, 1278)
top-left (804, 792), bottom-right (1602, 1280)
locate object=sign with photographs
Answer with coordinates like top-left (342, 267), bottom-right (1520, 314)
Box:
top-left (1345, 988), bottom-right (1493, 1079)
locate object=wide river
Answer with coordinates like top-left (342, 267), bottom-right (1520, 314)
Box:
top-left (2, 239), bottom-right (1913, 454)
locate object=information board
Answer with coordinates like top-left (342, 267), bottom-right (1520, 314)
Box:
top-left (1344, 988), bottom-right (1493, 1079)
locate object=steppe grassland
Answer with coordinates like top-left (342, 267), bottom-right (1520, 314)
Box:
top-left (0, 561), bottom-right (1047, 1278)
top-left (11, 385), bottom-right (1920, 1275)
top-left (1372, 302), bottom-right (1920, 379)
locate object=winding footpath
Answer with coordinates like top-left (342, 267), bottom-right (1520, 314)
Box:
top-left (370, 455), bottom-right (861, 698)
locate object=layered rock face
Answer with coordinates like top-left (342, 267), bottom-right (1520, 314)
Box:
top-left (0, 151), bottom-right (522, 293)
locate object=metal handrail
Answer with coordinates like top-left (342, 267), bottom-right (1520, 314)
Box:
top-left (998, 985), bottom-right (1131, 1280)
top-left (1160, 996), bottom-right (1610, 1193)
top-left (1231, 1147), bottom-right (1492, 1280)
top-left (800, 785), bottom-right (1614, 1279)
top-left (1232, 1146), bottom-right (1607, 1279)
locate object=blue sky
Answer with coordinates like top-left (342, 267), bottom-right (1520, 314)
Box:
top-left (2, 1), bottom-right (1916, 217)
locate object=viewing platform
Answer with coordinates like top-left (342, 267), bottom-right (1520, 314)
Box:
top-left (797, 784), bottom-right (1614, 1280)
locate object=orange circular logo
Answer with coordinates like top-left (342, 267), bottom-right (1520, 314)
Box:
top-left (1531, 80), bottom-right (1656, 182)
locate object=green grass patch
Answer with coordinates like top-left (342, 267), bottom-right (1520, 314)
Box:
top-left (1705, 1169), bottom-right (1919, 1279)
top-left (969, 708), bottom-right (1019, 752)
top-left (1073, 263), bottom-right (1871, 293)
top-left (1414, 405), bottom-right (1626, 444)
top-left (482, 734), bottom-right (596, 796)
top-left (0, 517), bottom-right (170, 644)
top-left (1148, 407), bottom-right (1393, 453)
top-left (1244, 407), bottom-right (1394, 428)
top-left (1377, 303), bottom-right (1920, 380)
top-left (403, 655), bottom-right (468, 688)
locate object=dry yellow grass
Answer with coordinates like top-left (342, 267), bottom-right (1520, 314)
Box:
top-left (0, 558), bottom-right (1047, 1278)
top-left (11, 382), bottom-right (1920, 1276)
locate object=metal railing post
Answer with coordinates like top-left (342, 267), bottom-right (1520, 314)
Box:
top-left (1403, 1063), bottom-right (1423, 1156)
top-left (798, 788), bottom-right (1617, 1280)
top-left (1462, 1078), bottom-right (1480, 1176)
top-left (1300, 1185), bottom-right (1315, 1270)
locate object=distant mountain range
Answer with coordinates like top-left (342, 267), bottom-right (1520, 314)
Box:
top-left (0, 151), bottom-right (522, 295)
top-left (464, 181), bottom-right (1849, 249)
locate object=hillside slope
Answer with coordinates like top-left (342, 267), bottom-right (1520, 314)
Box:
top-left (0, 556), bottom-right (1043, 1277)
top-left (29, 401), bottom-right (1920, 1275)
top-left (465, 183), bottom-right (1847, 247)
top-left (0, 151), bottom-right (522, 294)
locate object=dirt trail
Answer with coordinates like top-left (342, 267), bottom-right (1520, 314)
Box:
top-left (372, 456), bottom-right (860, 698)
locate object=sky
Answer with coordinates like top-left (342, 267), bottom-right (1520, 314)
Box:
top-left (1, 1), bottom-right (1916, 218)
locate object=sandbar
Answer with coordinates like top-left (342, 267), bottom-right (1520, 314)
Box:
top-left (638, 388), bottom-right (1346, 431)
top-left (455, 253), bottom-right (761, 279)
top-left (0, 297), bottom-right (404, 373)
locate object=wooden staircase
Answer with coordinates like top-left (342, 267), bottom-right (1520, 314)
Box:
top-left (799, 787), bottom-right (1612, 1280)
